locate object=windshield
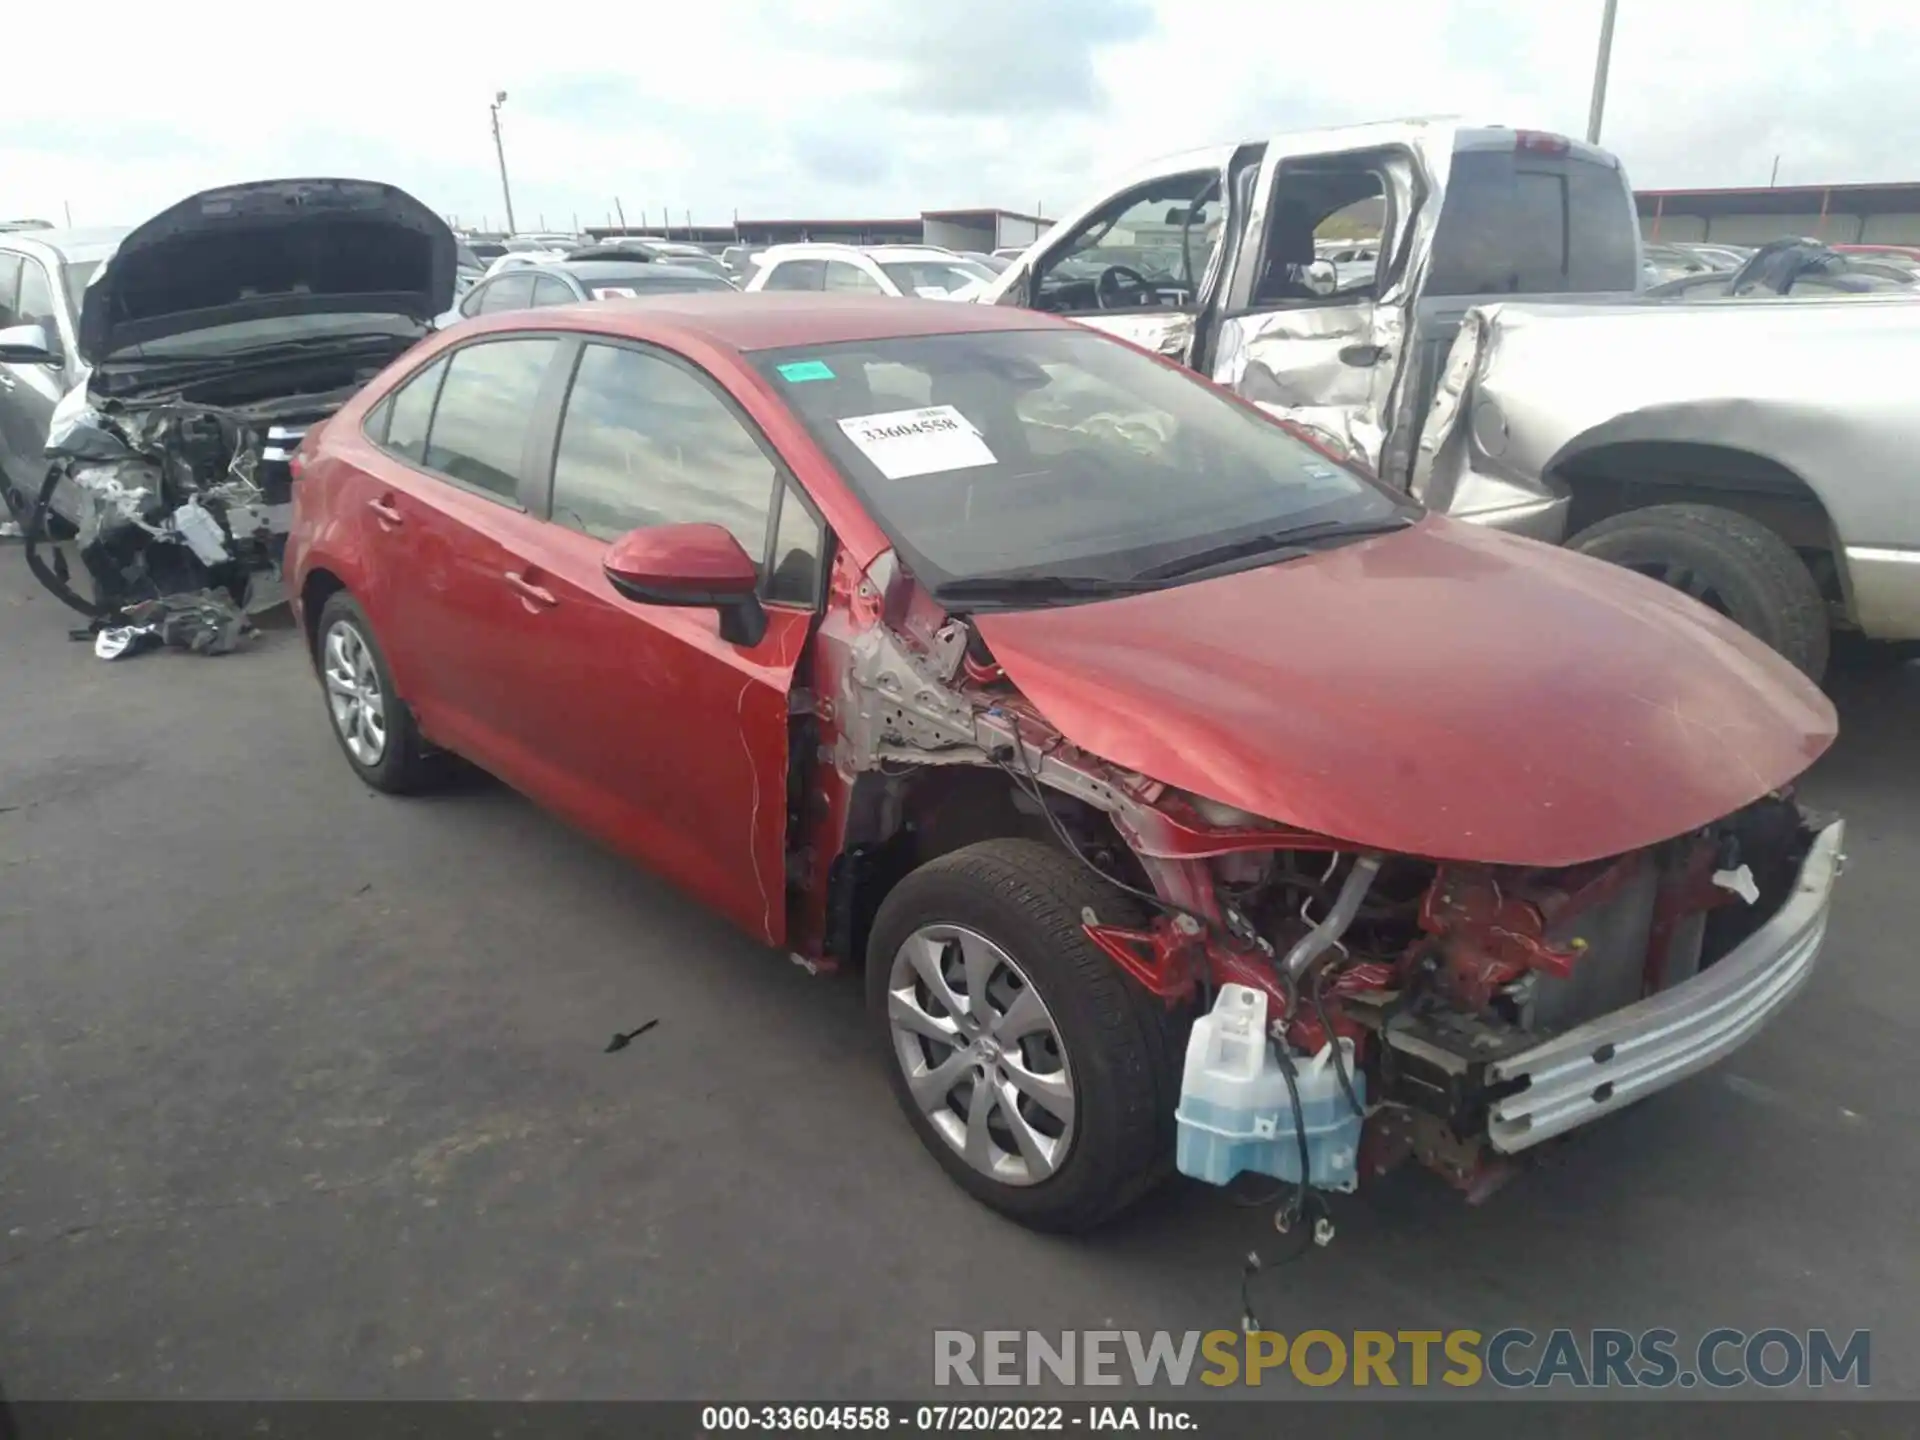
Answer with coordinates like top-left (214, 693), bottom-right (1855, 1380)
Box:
top-left (109, 311), bottom-right (425, 360)
top-left (880, 259), bottom-right (997, 296)
top-left (63, 260), bottom-right (103, 314)
top-left (756, 326), bottom-right (1405, 598)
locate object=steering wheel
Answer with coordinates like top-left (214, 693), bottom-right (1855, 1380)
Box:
top-left (1095, 264), bottom-right (1152, 310)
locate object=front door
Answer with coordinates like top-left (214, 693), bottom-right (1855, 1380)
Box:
top-left (1210, 132), bottom-right (1421, 480)
top-left (487, 338), bottom-right (823, 946)
top-left (996, 157), bottom-right (1243, 364)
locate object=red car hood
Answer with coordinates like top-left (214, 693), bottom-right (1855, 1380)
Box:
top-left (974, 517), bottom-right (1836, 867)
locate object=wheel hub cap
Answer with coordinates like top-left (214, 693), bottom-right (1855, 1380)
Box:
top-left (322, 619), bottom-right (388, 767)
top-left (886, 923), bottom-right (1075, 1187)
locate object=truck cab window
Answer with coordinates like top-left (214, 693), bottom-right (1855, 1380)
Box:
top-left (1031, 171), bottom-right (1223, 316)
top-left (1253, 164), bottom-right (1388, 307)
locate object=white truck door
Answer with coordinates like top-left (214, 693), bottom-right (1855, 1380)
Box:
top-left (1211, 134), bottom-right (1424, 479)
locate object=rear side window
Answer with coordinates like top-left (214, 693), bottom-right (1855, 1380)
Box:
top-left (1426, 150), bottom-right (1639, 297)
top-left (423, 339), bottom-right (557, 500)
top-left (549, 341), bottom-right (779, 560)
top-left (382, 356), bottom-right (447, 463)
top-left (480, 273), bottom-right (535, 313)
top-left (824, 260), bottom-right (884, 294)
top-left (531, 274), bottom-right (575, 307)
top-left (762, 259), bottom-right (825, 291)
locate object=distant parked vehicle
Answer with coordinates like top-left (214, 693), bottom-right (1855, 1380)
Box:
top-left (745, 244), bottom-right (998, 300)
top-left (1671, 242), bottom-right (1751, 270)
top-left (440, 259), bottom-right (736, 327)
top-left (0, 226), bottom-right (126, 519)
top-left (1644, 238), bottom-right (1920, 300)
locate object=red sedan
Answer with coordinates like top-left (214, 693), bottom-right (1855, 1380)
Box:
top-left (287, 294), bottom-right (1841, 1233)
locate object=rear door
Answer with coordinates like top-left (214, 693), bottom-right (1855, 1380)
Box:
top-left (494, 337), bottom-right (823, 944)
top-left (350, 334), bottom-right (568, 770)
top-left (1209, 134), bottom-right (1422, 480)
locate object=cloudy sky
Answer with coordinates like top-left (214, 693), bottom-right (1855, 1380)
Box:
top-left (8, 0), bottom-right (1914, 232)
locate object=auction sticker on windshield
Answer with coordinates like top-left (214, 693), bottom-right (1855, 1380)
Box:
top-left (592, 286), bottom-right (637, 299)
top-left (837, 405), bottom-right (996, 479)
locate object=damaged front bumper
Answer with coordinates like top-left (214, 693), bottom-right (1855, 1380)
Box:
top-left (1486, 819), bottom-right (1845, 1153)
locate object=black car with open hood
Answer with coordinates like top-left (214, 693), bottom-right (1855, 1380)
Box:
top-left (22, 178), bottom-right (455, 652)
top-left (79, 177), bottom-right (456, 361)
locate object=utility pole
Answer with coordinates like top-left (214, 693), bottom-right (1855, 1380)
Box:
top-left (489, 91), bottom-right (518, 234)
top-left (1585, 0), bottom-right (1619, 145)
top-left (1770, 155), bottom-right (1782, 187)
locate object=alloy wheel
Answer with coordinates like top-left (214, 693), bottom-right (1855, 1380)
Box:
top-left (323, 619), bottom-right (388, 766)
top-left (886, 924), bottom-right (1075, 1186)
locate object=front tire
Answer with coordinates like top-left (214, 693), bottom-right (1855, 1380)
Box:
top-left (867, 839), bottom-right (1184, 1233)
top-left (314, 592), bottom-right (443, 794)
top-left (1567, 502), bottom-right (1830, 681)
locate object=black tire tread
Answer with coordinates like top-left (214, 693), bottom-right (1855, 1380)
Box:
top-left (867, 838), bottom-right (1188, 1232)
top-left (313, 591), bottom-right (445, 795)
top-left (1568, 502), bottom-right (1830, 680)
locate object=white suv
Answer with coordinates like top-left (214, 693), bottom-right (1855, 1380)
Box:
top-left (742, 244), bottom-right (998, 301)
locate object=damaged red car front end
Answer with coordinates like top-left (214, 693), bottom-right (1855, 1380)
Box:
top-left (742, 315), bottom-right (1840, 1228)
top-left (794, 509), bottom-right (1837, 1211)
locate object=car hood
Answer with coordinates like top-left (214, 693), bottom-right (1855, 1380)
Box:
top-left (973, 517), bottom-right (1836, 867)
top-left (79, 178), bottom-right (457, 362)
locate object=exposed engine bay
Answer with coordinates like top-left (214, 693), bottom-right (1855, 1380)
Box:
top-left (23, 342), bottom-right (411, 643)
top-left (802, 558), bottom-right (1832, 1205)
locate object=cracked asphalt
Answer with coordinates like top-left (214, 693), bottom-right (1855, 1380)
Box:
top-left (1, 558), bottom-right (1916, 1401)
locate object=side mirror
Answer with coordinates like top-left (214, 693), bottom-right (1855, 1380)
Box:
top-left (0, 322), bottom-right (57, 364)
top-left (602, 522), bottom-right (767, 646)
top-left (1304, 260), bottom-right (1339, 298)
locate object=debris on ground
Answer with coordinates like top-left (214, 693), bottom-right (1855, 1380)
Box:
top-left (88, 590), bottom-right (254, 661)
top-left (604, 1020), bottom-right (660, 1053)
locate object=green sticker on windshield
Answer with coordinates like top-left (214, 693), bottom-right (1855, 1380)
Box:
top-left (778, 360), bottom-right (837, 383)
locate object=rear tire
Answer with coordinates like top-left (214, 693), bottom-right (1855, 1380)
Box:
top-left (1568, 502), bottom-right (1830, 681)
top-left (314, 591), bottom-right (444, 794)
top-left (868, 839), bottom-right (1186, 1233)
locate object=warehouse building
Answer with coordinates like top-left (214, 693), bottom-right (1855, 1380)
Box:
top-left (1637, 182), bottom-right (1920, 246)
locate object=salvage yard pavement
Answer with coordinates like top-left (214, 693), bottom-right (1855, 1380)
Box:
top-left (1, 559), bottom-right (1917, 1400)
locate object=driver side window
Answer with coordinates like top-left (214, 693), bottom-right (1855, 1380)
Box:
top-left (1030, 170), bottom-right (1224, 317)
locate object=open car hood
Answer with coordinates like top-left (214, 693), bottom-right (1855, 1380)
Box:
top-left (974, 517), bottom-right (1836, 868)
top-left (80, 178), bottom-right (457, 361)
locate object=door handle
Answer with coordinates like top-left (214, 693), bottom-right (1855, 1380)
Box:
top-left (1338, 344), bottom-right (1385, 368)
top-left (367, 497), bottom-right (404, 526)
top-left (503, 571), bottom-right (558, 609)
top-left (0, 372), bottom-right (15, 390)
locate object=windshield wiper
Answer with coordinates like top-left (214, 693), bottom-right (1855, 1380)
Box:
top-left (936, 573), bottom-right (1166, 606)
top-left (1134, 513), bottom-right (1416, 583)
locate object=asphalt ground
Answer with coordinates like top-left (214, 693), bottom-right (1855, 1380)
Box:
top-left (0, 557), bottom-right (1914, 1402)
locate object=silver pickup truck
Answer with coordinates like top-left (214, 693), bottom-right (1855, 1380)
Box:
top-left (980, 118), bottom-right (1919, 678)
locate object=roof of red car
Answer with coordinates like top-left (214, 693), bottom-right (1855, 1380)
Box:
top-left (506, 292), bottom-right (1069, 353)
